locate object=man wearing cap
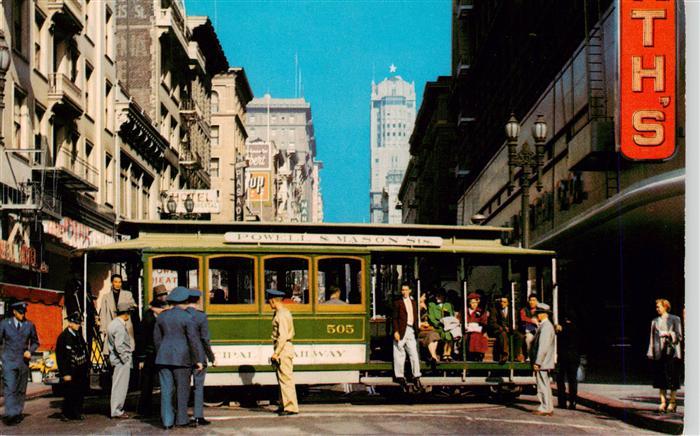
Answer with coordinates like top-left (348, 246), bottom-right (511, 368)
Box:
top-left (531, 302), bottom-right (556, 416)
top-left (107, 300), bottom-right (135, 419)
top-left (391, 282), bottom-right (423, 393)
top-left (0, 301), bottom-right (39, 425)
top-left (136, 284), bottom-right (169, 417)
top-left (267, 289), bottom-right (299, 415)
top-left (154, 286), bottom-right (205, 429)
top-left (98, 274), bottom-right (137, 358)
top-left (186, 289), bottom-right (216, 426)
top-left (55, 311), bottom-right (89, 421)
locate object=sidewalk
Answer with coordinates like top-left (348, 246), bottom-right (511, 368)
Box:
top-left (0, 382), bottom-right (54, 408)
top-left (556, 383), bottom-right (684, 434)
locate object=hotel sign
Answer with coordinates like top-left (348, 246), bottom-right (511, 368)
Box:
top-left (224, 232), bottom-right (443, 247)
top-left (620, 0), bottom-right (676, 160)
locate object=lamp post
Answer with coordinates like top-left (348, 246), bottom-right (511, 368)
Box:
top-left (166, 194), bottom-right (177, 216)
top-left (0, 31), bottom-right (11, 146)
top-left (505, 113), bottom-right (548, 248)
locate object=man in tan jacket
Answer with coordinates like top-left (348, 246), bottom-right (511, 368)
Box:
top-left (268, 289), bottom-right (298, 416)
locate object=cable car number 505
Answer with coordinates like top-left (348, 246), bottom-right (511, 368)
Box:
top-left (327, 324), bottom-right (355, 334)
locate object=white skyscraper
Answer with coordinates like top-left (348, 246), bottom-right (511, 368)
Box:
top-left (370, 68), bottom-right (416, 223)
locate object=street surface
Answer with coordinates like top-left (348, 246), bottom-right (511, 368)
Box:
top-left (2, 388), bottom-right (652, 434)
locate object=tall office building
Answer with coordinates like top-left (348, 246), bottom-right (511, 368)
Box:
top-left (246, 94), bottom-right (322, 222)
top-left (369, 69), bottom-right (416, 223)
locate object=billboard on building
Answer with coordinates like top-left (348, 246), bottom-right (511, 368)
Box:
top-left (247, 172), bottom-right (271, 202)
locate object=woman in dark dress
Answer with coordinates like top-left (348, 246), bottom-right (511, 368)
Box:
top-left (646, 298), bottom-right (683, 413)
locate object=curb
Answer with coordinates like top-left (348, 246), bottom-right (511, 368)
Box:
top-left (555, 388), bottom-right (683, 435)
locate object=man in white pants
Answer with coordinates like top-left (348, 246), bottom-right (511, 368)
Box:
top-left (531, 302), bottom-right (556, 416)
top-left (107, 301), bottom-right (135, 419)
top-left (391, 282), bottom-right (423, 392)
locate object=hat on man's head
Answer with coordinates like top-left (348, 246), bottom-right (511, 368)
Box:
top-left (66, 311), bottom-right (83, 323)
top-left (535, 302), bottom-right (551, 314)
top-left (167, 286), bottom-right (191, 303)
top-left (188, 288), bottom-right (202, 298)
top-left (467, 292), bottom-right (481, 301)
top-left (116, 301), bottom-right (135, 314)
top-left (10, 301), bottom-right (28, 313)
top-left (153, 284), bottom-right (168, 297)
top-left (266, 289), bottom-right (285, 298)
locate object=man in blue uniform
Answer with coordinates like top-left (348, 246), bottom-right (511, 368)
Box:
top-left (186, 289), bottom-right (216, 426)
top-left (154, 286), bottom-right (204, 429)
top-left (0, 301), bottom-right (40, 426)
top-left (55, 311), bottom-right (89, 421)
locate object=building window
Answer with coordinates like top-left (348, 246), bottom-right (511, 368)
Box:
top-left (33, 11), bottom-right (44, 73)
top-left (211, 126), bottom-right (219, 147)
top-left (105, 81), bottom-right (113, 130)
top-left (12, 0), bottom-right (26, 53)
top-left (211, 91), bottom-right (219, 113)
top-left (105, 7), bottom-right (114, 59)
top-left (210, 158), bottom-right (219, 178)
top-left (105, 155), bottom-right (114, 206)
top-left (13, 88), bottom-right (26, 149)
top-left (85, 63), bottom-right (94, 117)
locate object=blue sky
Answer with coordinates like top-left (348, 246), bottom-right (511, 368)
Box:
top-left (187, 0), bottom-right (451, 223)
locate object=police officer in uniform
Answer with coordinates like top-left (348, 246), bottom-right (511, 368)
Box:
top-left (186, 289), bottom-right (216, 426)
top-left (137, 285), bottom-right (169, 417)
top-left (154, 286), bottom-right (204, 429)
top-left (267, 289), bottom-right (299, 416)
top-left (0, 302), bottom-right (40, 426)
top-left (55, 311), bottom-right (89, 421)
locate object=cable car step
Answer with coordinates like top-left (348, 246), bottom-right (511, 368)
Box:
top-left (359, 376), bottom-right (535, 386)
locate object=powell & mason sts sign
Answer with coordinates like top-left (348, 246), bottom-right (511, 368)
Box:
top-left (224, 232), bottom-right (443, 247)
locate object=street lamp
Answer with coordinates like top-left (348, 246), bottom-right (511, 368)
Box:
top-left (0, 31), bottom-right (11, 146)
top-left (505, 113), bottom-right (548, 248)
top-left (184, 194), bottom-right (195, 214)
top-left (166, 195), bottom-right (177, 215)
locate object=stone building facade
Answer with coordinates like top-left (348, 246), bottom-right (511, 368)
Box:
top-left (210, 67), bottom-right (253, 222)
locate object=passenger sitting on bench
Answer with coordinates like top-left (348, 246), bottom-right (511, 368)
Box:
top-left (428, 288), bottom-right (456, 362)
top-left (465, 292), bottom-right (489, 361)
top-left (418, 293), bottom-right (440, 363)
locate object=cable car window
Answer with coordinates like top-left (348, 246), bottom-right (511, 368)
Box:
top-left (264, 257), bottom-right (310, 304)
top-left (150, 256), bottom-right (200, 296)
top-left (317, 258), bottom-right (362, 305)
top-left (208, 256), bottom-right (255, 306)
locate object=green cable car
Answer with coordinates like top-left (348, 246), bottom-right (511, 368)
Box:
top-left (79, 220), bottom-right (557, 393)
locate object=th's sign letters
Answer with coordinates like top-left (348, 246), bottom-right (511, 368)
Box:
top-left (620, 0), bottom-right (676, 160)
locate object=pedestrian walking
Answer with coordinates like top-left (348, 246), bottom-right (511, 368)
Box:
top-left (107, 301), bottom-right (135, 419)
top-left (647, 298), bottom-right (683, 413)
top-left (55, 311), bottom-right (89, 421)
top-left (391, 282), bottom-right (423, 392)
top-left (267, 289), bottom-right (299, 415)
top-left (154, 286), bottom-right (204, 429)
top-left (531, 302), bottom-right (556, 416)
top-left (136, 285), bottom-right (169, 417)
top-left (555, 314), bottom-right (580, 409)
top-left (98, 274), bottom-right (137, 358)
top-left (0, 301), bottom-right (40, 426)
top-left (186, 288), bottom-right (216, 426)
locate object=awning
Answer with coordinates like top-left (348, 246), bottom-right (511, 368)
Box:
top-left (0, 282), bottom-right (64, 306)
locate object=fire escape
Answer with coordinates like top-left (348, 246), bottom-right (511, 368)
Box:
top-left (178, 97), bottom-right (208, 189)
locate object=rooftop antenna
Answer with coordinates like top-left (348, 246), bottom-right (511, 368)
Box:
top-left (300, 69), bottom-right (304, 98)
top-left (294, 52), bottom-right (299, 98)
top-left (213, 0), bottom-right (218, 29)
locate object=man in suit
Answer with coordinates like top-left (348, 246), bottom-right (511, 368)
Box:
top-left (490, 296), bottom-right (524, 363)
top-left (154, 286), bottom-right (204, 429)
top-left (137, 285), bottom-right (169, 417)
top-left (556, 314), bottom-right (580, 409)
top-left (0, 301), bottom-right (39, 425)
top-left (99, 274), bottom-right (137, 358)
top-left (531, 302), bottom-right (556, 416)
top-left (186, 289), bottom-right (216, 426)
top-left (391, 282), bottom-right (422, 392)
top-left (107, 301), bottom-right (135, 419)
top-left (268, 289), bottom-right (299, 416)
top-left (55, 311), bottom-right (89, 421)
